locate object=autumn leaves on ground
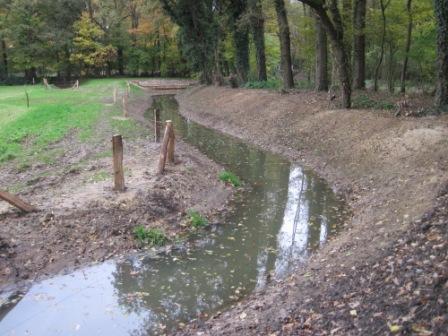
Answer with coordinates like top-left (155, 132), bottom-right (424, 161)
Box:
top-left (0, 80), bottom-right (231, 291)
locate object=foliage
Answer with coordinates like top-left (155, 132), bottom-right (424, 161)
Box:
top-left (352, 94), bottom-right (395, 110)
top-left (219, 170), bottom-right (241, 187)
top-left (133, 226), bottom-right (168, 246)
top-left (187, 210), bottom-right (208, 228)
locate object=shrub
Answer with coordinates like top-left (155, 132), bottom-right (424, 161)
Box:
top-left (133, 226), bottom-right (168, 246)
top-left (219, 170), bottom-right (241, 187)
top-left (244, 79), bottom-right (281, 90)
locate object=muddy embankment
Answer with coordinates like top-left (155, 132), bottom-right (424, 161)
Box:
top-left (175, 86), bottom-right (448, 335)
top-left (0, 90), bottom-right (231, 292)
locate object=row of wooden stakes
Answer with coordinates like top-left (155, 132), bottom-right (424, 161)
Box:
top-left (112, 119), bottom-right (176, 191)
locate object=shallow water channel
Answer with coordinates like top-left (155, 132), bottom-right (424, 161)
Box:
top-left (0, 96), bottom-right (347, 335)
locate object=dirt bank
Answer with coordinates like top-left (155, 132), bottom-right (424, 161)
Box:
top-left (175, 86), bottom-right (448, 335)
top-left (0, 89), bottom-right (231, 292)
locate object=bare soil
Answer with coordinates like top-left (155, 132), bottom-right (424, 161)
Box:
top-left (0, 89), bottom-right (231, 293)
top-left (174, 86), bottom-right (448, 335)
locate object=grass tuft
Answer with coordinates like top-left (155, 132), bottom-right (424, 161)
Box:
top-left (133, 226), bottom-right (168, 246)
top-left (187, 210), bottom-right (208, 228)
top-left (219, 170), bottom-right (241, 187)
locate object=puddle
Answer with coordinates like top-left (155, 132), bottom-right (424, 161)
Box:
top-left (0, 96), bottom-right (348, 335)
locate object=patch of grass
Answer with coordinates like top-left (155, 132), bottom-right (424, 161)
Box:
top-left (133, 226), bottom-right (168, 246)
top-left (188, 210), bottom-right (208, 228)
top-left (352, 94), bottom-right (395, 110)
top-left (244, 79), bottom-right (281, 90)
top-left (89, 170), bottom-right (109, 182)
top-left (219, 170), bottom-right (241, 187)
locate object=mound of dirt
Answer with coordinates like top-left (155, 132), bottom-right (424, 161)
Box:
top-left (174, 86), bottom-right (448, 335)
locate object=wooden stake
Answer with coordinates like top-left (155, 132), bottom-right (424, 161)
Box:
top-left (43, 78), bottom-right (49, 89)
top-left (158, 121), bottom-right (173, 174)
top-left (0, 190), bottom-right (36, 212)
top-left (127, 81), bottom-right (131, 96)
top-left (113, 87), bottom-right (117, 104)
top-left (122, 94), bottom-right (128, 117)
top-left (154, 108), bottom-right (161, 142)
top-left (25, 91), bottom-right (29, 108)
top-left (167, 124), bottom-right (175, 163)
top-left (112, 135), bottom-right (125, 191)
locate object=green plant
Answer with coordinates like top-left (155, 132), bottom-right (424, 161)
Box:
top-left (219, 170), bottom-right (241, 187)
top-left (187, 210), bottom-right (208, 228)
top-left (133, 226), bottom-right (168, 246)
top-left (244, 79), bottom-right (281, 90)
top-left (352, 94), bottom-right (395, 110)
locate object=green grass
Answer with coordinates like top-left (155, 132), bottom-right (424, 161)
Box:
top-left (187, 210), bottom-right (208, 228)
top-left (89, 170), bottom-right (109, 182)
top-left (0, 78), bottom-right (144, 166)
top-left (133, 226), bottom-right (168, 246)
top-left (352, 94), bottom-right (395, 110)
top-left (244, 79), bottom-right (281, 90)
top-left (219, 170), bottom-right (241, 187)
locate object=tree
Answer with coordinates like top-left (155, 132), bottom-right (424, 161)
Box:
top-left (353, 0), bottom-right (366, 89)
top-left (228, 0), bottom-right (250, 83)
top-left (160, 0), bottom-right (218, 83)
top-left (70, 13), bottom-right (116, 76)
top-left (434, 0), bottom-right (448, 111)
top-left (400, 0), bottom-right (413, 93)
top-left (373, 0), bottom-right (391, 92)
top-left (248, 0), bottom-right (267, 81)
top-left (299, 0), bottom-right (351, 108)
top-left (315, 16), bottom-right (328, 91)
top-left (273, 0), bottom-right (294, 89)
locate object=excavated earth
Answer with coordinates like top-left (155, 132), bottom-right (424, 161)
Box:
top-left (0, 90), bottom-right (231, 293)
top-left (173, 86), bottom-right (448, 335)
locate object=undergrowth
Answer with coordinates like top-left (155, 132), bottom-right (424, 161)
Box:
top-left (188, 210), bottom-right (208, 228)
top-left (352, 94), bottom-right (395, 110)
top-left (219, 170), bottom-right (241, 187)
top-left (133, 226), bottom-right (168, 246)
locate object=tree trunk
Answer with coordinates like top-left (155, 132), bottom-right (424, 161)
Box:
top-left (230, 0), bottom-right (249, 84)
top-left (434, 0), bottom-right (448, 111)
top-left (1, 39), bottom-right (8, 79)
top-left (315, 17), bottom-right (328, 91)
top-left (249, 0), bottom-right (267, 81)
top-left (387, 42), bottom-right (396, 93)
top-left (301, 0), bottom-right (351, 108)
top-left (117, 47), bottom-right (124, 75)
top-left (400, 0), bottom-right (413, 94)
top-left (353, 0), bottom-right (366, 89)
top-left (374, 0), bottom-right (390, 92)
top-left (274, 0), bottom-right (294, 89)
top-left (342, 0), bottom-right (352, 62)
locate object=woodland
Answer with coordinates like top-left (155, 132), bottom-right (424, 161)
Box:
top-left (0, 0), bottom-right (447, 110)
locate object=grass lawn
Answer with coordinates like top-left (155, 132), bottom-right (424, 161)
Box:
top-left (0, 78), bottom-right (141, 166)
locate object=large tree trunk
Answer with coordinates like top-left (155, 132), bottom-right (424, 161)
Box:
top-left (400, 0), bottom-right (413, 93)
top-left (374, 0), bottom-right (390, 92)
top-left (353, 0), bottom-right (366, 89)
top-left (230, 0), bottom-right (250, 83)
top-left (1, 39), bottom-right (8, 79)
top-left (342, 0), bottom-right (352, 62)
top-left (117, 47), bottom-right (124, 75)
top-left (249, 0), bottom-right (267, 81)
top-left (274, 0), bottom-right (294, 89)
top-left (434, 0), bottom-right (448, 111)
top-left (315, 17), bottom-right (328, 91)
top-left (301, 0), bottom-right (351, 108)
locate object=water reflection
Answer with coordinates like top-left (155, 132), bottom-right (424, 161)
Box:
top-left (0, 96), bottom-right (347, 336)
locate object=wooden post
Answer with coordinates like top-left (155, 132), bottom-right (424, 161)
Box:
top-left (43, 78), bottom-right (49, 89)
top-left (167, 124), bottom-right (175, 163)
top-left (127, 81), bottom-right (131, 96)
top-left (25, 91), bottom-right (29, 108)
top-left (112, 135), bottom-right (125, 191)
top-left (32, 77), bottom-right (35, 85)
top-left (154, 108), bottom-right (161, 142)
top-left (158, 121), bottom-right (173, 174)
top-left (122, 94), bottom-right (128, 117)
top-left (113, 87), bottom-right (117, 104)
top-left (0, 190), bottom-right (36, 213)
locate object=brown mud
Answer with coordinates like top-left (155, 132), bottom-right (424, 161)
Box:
top-left (0, 88), bottom-right (231, 292)
top-left (174, 86), bottom-right (448, 335)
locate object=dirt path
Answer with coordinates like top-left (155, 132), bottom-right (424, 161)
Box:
top-left (174, 86), bottom-right (448, 335)
top-left (0, 89), bottom-right (231, 292)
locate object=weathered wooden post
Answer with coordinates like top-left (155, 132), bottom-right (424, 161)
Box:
top-left (43, 78), bottom-right (49, 89)
top-left (25, 91), bottom-right (29, 108)
top-left (158, 121), bottom-right (173, 174)
top-left (32, 77), bottom-right (35, 85)
top-left (167, 123), bottom-right (175, 163)
top-left (122, 94), bottom-right (128, 117)
top-left (113, 87), bottom-right (117, 104)
top-left (112, 135), bottom-right (125, 191)
top-left (154, 108), bottom-right (161, 142)
top-left (0, 190), bottom-right (36, 213)
top-left (127, 81), bottom-right (131, 96)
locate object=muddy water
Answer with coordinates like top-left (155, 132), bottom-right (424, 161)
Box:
top-left (0, 96), bottom-right (347, 335)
